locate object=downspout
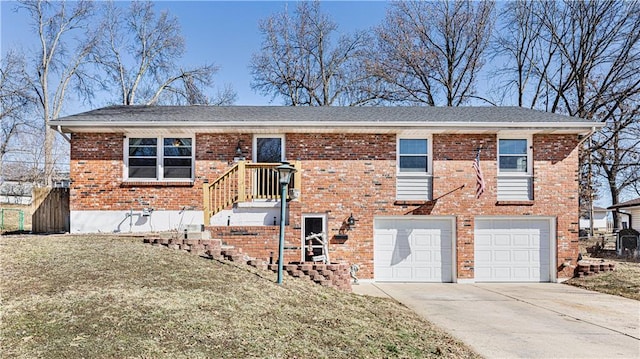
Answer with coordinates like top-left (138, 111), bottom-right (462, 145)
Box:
top-left (55, 125), bottom-right (71, 143)
top-left (614, 210), bottom-right (632, 230)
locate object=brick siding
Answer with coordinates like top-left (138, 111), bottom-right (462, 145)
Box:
top-left (70, 132), bottom-right (580, 280)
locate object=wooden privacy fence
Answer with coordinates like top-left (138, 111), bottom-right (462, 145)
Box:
top-left (32, 187), bottom-right (70, 233)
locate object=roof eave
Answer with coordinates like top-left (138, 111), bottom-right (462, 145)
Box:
top-left (51, 120), bottom-right (603, 135)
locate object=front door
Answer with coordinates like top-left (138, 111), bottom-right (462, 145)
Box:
top-left (253, 135), bottom-right (284, 199)
top-left (302, 214), bottom-right (327, 262)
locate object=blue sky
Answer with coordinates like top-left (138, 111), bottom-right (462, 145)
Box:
top-left (1, 1), bottom-right (389, 112)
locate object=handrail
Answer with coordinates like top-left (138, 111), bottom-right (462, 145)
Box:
top-left (203, 161), bottom-right (301, 224)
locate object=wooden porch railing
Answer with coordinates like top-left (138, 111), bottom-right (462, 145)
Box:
top-left (203, 161), bottom-right (301, 224)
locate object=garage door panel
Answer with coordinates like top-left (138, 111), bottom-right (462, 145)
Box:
top-left (492, 267), bottom-right (512, 280)
top-left (376, 232), bottom-right (395, 247)
top-left (512, 250), bottom-right (531, 262)
top-left (475, 234), bottom-right (492, 246)
top-left (475, 218), bottom-right (552, 282)
top-left (513, 267), bottom-right (533, 280)
top-left (494, 235), bottom-right (511, 246)
top-left (513, 234), bottom-right (530, 246)
top-left (475, 250), bottom-right (491, 261)
top-left (413, 249), bottom-right (431, 261)
top-left (494, 250), bottom-right (511, 262)
top-left (374, 218), bottom-right (454, 282)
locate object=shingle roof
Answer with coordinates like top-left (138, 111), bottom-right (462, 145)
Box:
top-left (50, 105), bottom-right (603, 134)
top-left (55, 105), bottom-right (591, 123)
top-left (608, 198), bottom-right (640, 210)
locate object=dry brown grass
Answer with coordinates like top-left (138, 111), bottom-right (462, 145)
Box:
top-left (0, 234), bottom-right (480, 358)
top-left (564, 237), bottom-right (640, 301)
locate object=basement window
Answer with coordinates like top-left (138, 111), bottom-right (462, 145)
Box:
top-left (125, 136), bottom-right (194, 181)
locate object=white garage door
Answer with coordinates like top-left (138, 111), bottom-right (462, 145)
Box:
top-left (374, 217), bottom-right (454, 282)
top-left (474, 218), bottom-right (552, 282)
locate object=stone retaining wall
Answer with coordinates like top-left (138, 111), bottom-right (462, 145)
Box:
top-left (143, 236), bottom-right (352, 292)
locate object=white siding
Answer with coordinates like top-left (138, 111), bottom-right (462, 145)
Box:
top-left (497, 176), bottom-right (532, 201)
top-left (629, 208), bottom-right (640, 230)
top-left (396, 175), bottom-right (432, 201)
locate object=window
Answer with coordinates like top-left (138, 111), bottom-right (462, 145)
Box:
top-left (126, 137), bottom-right (194, 181)
top-left (163, 138), bottom-right (192, 178)
top-left (128, 138), bottom-right (157, 179)
top-left (497, 136), bottom-right (532, 201)
top-left (498, 139), bottom-right (529, 173)
top-left (396, 137), bottom-right (432, 201)
top-left (398, 139), bottom-right (429, 173)
top-left (253, 135), bottom-right (284, 163)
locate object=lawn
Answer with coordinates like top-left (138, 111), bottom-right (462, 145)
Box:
top-left (564, 237), bottom-right (640, 301)
top-left (0, 234), bottom-right (480, 358)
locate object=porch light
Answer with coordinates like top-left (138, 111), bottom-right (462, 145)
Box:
top-left (347, 213), bottom-right (356, 227)
top-left (276, 161), bottom-right (297, 285)
top-left (235, 141), bottom-right (243, 156)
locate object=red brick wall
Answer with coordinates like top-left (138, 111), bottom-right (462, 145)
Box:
top-left (70, 132), bottom-right (580, 279)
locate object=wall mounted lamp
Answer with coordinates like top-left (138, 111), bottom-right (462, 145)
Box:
top-left (346, 213), bottom-right (357, 230)
top-left (234, 141), bottom-right (245, 161)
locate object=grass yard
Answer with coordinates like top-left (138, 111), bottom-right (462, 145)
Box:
top-left (0, 234), bottom-right (480, 358)
top-left (564, 237), bottom-right (640, 301)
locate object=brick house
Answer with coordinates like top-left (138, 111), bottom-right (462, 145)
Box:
top-left (50, 106), bottom-right (601, 282)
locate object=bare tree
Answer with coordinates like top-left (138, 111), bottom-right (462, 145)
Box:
top-left (495, 0), bottom-right (640, 224)
top-left (369, 0), bottom-right (495, 106)
top-left (490, 0), bottom-right (555, 107)
top-left (1, 50), bottom-right (35, 183)
top-left (592, 104), bottom-right (640, 211)
top-left (250, 1), bottom-right (379, 106)
top-left (92, 1), bottom-right (233, 106)
top-left (17, 0), bottom-right (98, 186)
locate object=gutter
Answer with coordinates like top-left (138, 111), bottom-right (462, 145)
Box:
top-left (54, 125), bottom-right (71, 143)
top-left (577, 126), bottom-right (597, 147)
top-left (613, 209), bottom-right (633, 230)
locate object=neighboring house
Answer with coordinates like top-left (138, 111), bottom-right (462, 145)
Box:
top-left (579, 206), bottom-right (610, 232)
top-left (0, 180), bottom-right (33, 205)
top-left (608, 198), bottom-right (640, 231)
top-left (50, 106), bottom-right (602, 283)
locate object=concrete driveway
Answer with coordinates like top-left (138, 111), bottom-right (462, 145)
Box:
top-left (354, 283), bottom-right (640, 359)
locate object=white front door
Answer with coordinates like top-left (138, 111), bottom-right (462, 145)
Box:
top-left (474, 217), bottom-right (553, 282)
top-left (374, 217), bottom-right (454, 282)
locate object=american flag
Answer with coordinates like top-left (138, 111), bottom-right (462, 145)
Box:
top-left (473, 150), bottom-right (485, 199)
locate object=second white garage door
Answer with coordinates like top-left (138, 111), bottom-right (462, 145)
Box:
top-left (474, 217), bottom-right (553, 282)
top-left (374, 217), bottom-right (454, 282)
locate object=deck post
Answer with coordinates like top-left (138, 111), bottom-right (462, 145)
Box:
top-left (237, 160), bottom-right (246, 202)
top-left (202, 179), bottom-right (210, 225)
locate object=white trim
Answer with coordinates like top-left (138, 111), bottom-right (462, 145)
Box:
top-left (396, 135), bottom-right (433, 175)
top-left (123, 136), bottom-right (195, 182)
top-left (473, 216), bottom-right (557, 282)
top-left (252, 134), bottom-right (285, 162)
top-left (55, 120), bottom-right (605, 134)
top-left (497, 134), bottom-right (532, 176)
